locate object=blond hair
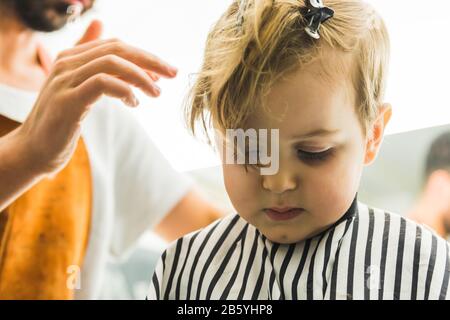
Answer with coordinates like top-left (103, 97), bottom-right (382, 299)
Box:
top-left (186, 0), bottom-right (390, 140)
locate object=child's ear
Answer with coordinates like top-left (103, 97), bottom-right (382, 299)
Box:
top-left (364, 103), bottom-right (392, 165)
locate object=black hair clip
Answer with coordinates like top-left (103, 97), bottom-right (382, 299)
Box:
top-left (303, 0), bottom-right (334, 39)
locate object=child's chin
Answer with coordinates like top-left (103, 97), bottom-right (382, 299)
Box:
top-left (260, 229), bottom-right (307, 244)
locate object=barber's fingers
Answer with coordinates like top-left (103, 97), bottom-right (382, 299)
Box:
top-left (70, 54), bottom-right (160, 96)
top-left (57, 39), bottom-right (167, 81)
top-left (61, 41), bottom-right (178, 79)
top-left (56, 38), bottom-right (119, 61)
top-left (74, 74), bottom-right (138, 115)
top-left (148, 72), bottom-right (160, 82)
top-left (75, 20), bottom-right (103, 46)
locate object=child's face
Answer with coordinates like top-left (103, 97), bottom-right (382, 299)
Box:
top-left (219, 60), bottom-right (391, 244)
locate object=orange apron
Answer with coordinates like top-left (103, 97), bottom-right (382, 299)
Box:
top-left (0, 45), bottom-right (92, 299)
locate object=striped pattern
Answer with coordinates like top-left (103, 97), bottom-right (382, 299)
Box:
top-left (148, 202), bottom-right (450, 300)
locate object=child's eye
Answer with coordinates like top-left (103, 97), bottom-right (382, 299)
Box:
top-left (297, 148), bottom-right (334, 163)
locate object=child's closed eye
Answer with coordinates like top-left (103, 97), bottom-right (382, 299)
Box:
top-left (296, 148), bottom-right (334, 164)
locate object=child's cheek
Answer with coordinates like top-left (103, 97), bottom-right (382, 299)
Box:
top-left (309, 150), bottom-right (363, 223)
top-left (222, 164), bottom-right (261, 214)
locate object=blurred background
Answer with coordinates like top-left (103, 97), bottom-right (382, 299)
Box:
top-left (34, 0), bottom-right (450, 299)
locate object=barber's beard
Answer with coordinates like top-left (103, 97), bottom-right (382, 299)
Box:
top-left (3, 0), bottom-right (93, 32)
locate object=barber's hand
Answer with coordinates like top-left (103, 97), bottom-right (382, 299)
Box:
top-left (76, 19), bottom-right (103, 44)
top-left (18, 20), bottom-right (177, 176)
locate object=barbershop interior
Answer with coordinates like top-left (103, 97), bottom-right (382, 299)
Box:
top-left (0, 0), bottom-right (449, 300)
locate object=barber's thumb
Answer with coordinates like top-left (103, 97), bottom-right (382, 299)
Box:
top-left (76, 19), bottom-right (103, 46)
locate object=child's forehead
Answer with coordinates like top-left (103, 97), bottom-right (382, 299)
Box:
top-left (260, 48), bottom-right (356, 103)
top-left (243, 60), bottom-right (359, 135)
top-left (212, 47), bottom-right (360, 136)
top-left (262, 65), bottom-right (354, 113)
top-left (285, 47), bottom-right (355, 88)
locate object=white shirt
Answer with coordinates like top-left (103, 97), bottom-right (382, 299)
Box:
top-left (148, 198), bottom-right (450, 300)
top-left (0, 84), bottom-right (193, 299)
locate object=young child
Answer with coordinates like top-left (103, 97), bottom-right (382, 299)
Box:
top-left (148, 0), bottom-right (450, 300)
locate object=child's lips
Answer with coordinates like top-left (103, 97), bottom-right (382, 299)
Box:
top-left (264, 207), bottom-right (305, 221)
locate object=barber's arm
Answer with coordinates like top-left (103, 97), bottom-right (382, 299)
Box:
top-left (154, 189), bottom-right (224, 241)
top-left (0, 128), bottom-right (47, 212)
top-left (0, 21), bottom-right (177, 213)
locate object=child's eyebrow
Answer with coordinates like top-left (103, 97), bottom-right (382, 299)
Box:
top-left (291, 128), bottom-right (340, 140)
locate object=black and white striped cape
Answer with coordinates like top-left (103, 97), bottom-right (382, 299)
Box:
top-left (148, 199), bottom-right (450, 300)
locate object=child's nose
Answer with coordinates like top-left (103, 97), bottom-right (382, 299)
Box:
top-left (261, 169), bottom-right (298, 194)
